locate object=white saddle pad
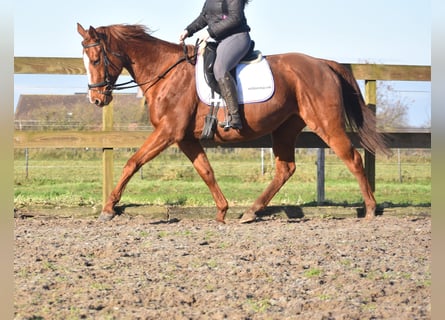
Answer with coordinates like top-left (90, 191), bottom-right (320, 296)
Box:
top-left (195, 54), bottom-right (275, 106)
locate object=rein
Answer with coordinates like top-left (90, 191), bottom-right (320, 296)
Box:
top-left (83, 39), bottom-right (200, 95)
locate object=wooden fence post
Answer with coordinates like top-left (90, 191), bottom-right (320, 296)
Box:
top-left (316, 148), bottom-right (325, 204)
top-left (365, 80), bottom-right (376, 192)
top-left (25, 148), bottom-right (29, 179)
top-left (102, 103), bottom-right (114, 208)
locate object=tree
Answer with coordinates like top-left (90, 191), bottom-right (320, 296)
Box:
top-left (421, 109), bottom-right (431, 129)
top-left (376, 81), bottom-right (412, 130)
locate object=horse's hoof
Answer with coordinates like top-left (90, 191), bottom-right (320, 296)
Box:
top-left (98, 212), bottom-right (115, 222)
top-left (239, 212), bottom-right (257, 224)
top-left (216, 211), bottom-right (226, 223)
top-left (364, 207), bottom-right (376, 220)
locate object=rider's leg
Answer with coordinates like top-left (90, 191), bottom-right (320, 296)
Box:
top-left (214, 32), bottom-right (251, 129)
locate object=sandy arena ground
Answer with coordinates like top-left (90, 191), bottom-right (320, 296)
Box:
top-left (14, 207), bottom-right (431, 319)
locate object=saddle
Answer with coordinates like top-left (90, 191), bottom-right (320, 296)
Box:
top-left (198, 41), bottom-right (273, 140)
top-left (203, 41), bottom-right (260, 95)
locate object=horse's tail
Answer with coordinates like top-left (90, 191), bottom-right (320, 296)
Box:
top-left (323, 59), bottom-right (391, 156)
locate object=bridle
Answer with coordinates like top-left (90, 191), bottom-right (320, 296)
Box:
top-left (82, 41), bottom-right (115, 95)
top-left (82, 38), bottom-right (199, 96)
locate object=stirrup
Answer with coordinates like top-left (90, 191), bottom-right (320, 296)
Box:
top-left (218, 120), bottom-right (231, 131)
top-left (218, 120), bottom-right (242, 131)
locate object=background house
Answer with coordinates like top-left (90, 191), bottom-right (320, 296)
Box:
top-left (14, 93), bottom-right (149, 131)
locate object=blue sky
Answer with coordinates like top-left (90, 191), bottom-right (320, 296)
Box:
top-left (14, 0), bottom-right (431, 126)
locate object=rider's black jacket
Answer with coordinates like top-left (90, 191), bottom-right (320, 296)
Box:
top-left (185, 0), bottom-right (250, 41)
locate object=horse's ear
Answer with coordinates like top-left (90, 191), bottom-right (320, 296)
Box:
top-left (77, 23), bottom-right (88, 38)
top-left (88, 26), bottom-right (99, 39)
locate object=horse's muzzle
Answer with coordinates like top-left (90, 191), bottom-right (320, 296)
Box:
top-left (89, 90), bottom-right (113, 107)
top-left (94, 98), bottom-right (105, 107)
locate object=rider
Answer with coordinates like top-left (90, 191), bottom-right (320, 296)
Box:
top-left (179, 0), bottom-right (252, 130)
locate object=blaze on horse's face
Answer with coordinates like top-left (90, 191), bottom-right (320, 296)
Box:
top-left (77, 23), bottom-right (113, 107)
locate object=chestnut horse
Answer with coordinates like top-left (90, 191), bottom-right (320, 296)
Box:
top-left (77, 23), bottom-right (389, 223)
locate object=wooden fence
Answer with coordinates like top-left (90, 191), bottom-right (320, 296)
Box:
top-left (14, 57), bottom-right (431, 206)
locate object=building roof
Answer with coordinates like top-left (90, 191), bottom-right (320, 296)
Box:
top-left (15, 93), bottom-right (149, 130)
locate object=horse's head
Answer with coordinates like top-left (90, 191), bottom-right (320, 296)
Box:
top-left (77, 23), bottom-right (124, 107)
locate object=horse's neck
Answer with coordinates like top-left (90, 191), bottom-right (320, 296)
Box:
top-left (124, 39), bottom-right (184, 84)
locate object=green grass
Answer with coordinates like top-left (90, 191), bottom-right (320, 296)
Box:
top-left (14, 148), bottom-right (431, 209)
top-left (303, 268), bottom-right (323, 278)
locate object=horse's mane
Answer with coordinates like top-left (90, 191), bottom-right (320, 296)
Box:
top-left (97, 24), bottom-right (154, 43)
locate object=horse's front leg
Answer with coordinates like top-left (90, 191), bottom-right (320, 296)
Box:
top-left (99, 128), bottom-right (173, 221)
top-left (177, 140), bottom-right (229, 223)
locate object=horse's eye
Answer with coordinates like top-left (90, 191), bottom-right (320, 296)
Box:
top-left (92, 59), bottom-right (100, 66)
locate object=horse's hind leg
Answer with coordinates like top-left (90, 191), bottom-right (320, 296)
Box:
top-left (177, 140), bottom-right (229, 223)
top-left (318, 131), bottom-right (376, 219)
top-left (100, 128), bottom-right (172, 221)
top-left (240, 120), bottom-right (303, 223)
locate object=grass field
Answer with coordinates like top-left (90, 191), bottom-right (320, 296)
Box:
top-left (14, 148), bottom-right (431, 210)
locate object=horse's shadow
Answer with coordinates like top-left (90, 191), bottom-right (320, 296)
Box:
top-left (254, 204), bottom-right (383, 220)
top-left (255, 205), bottom-right (306, 219)
top-left (114, 204), bottom-right (181, 224)
top-left (113, 203), bottom-right (140, 216)
top-left (113, 203), bottom-right (383, 223)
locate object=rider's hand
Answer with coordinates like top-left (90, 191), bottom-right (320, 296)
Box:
top-left (179, 30), bottom-right (188, 44)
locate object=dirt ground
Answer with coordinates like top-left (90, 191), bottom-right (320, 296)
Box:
top-left (14, 207), bottom-right (431, 320)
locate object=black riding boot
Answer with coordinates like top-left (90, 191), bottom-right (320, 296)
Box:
top-left (217, 72), bottom-right (243, 130)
